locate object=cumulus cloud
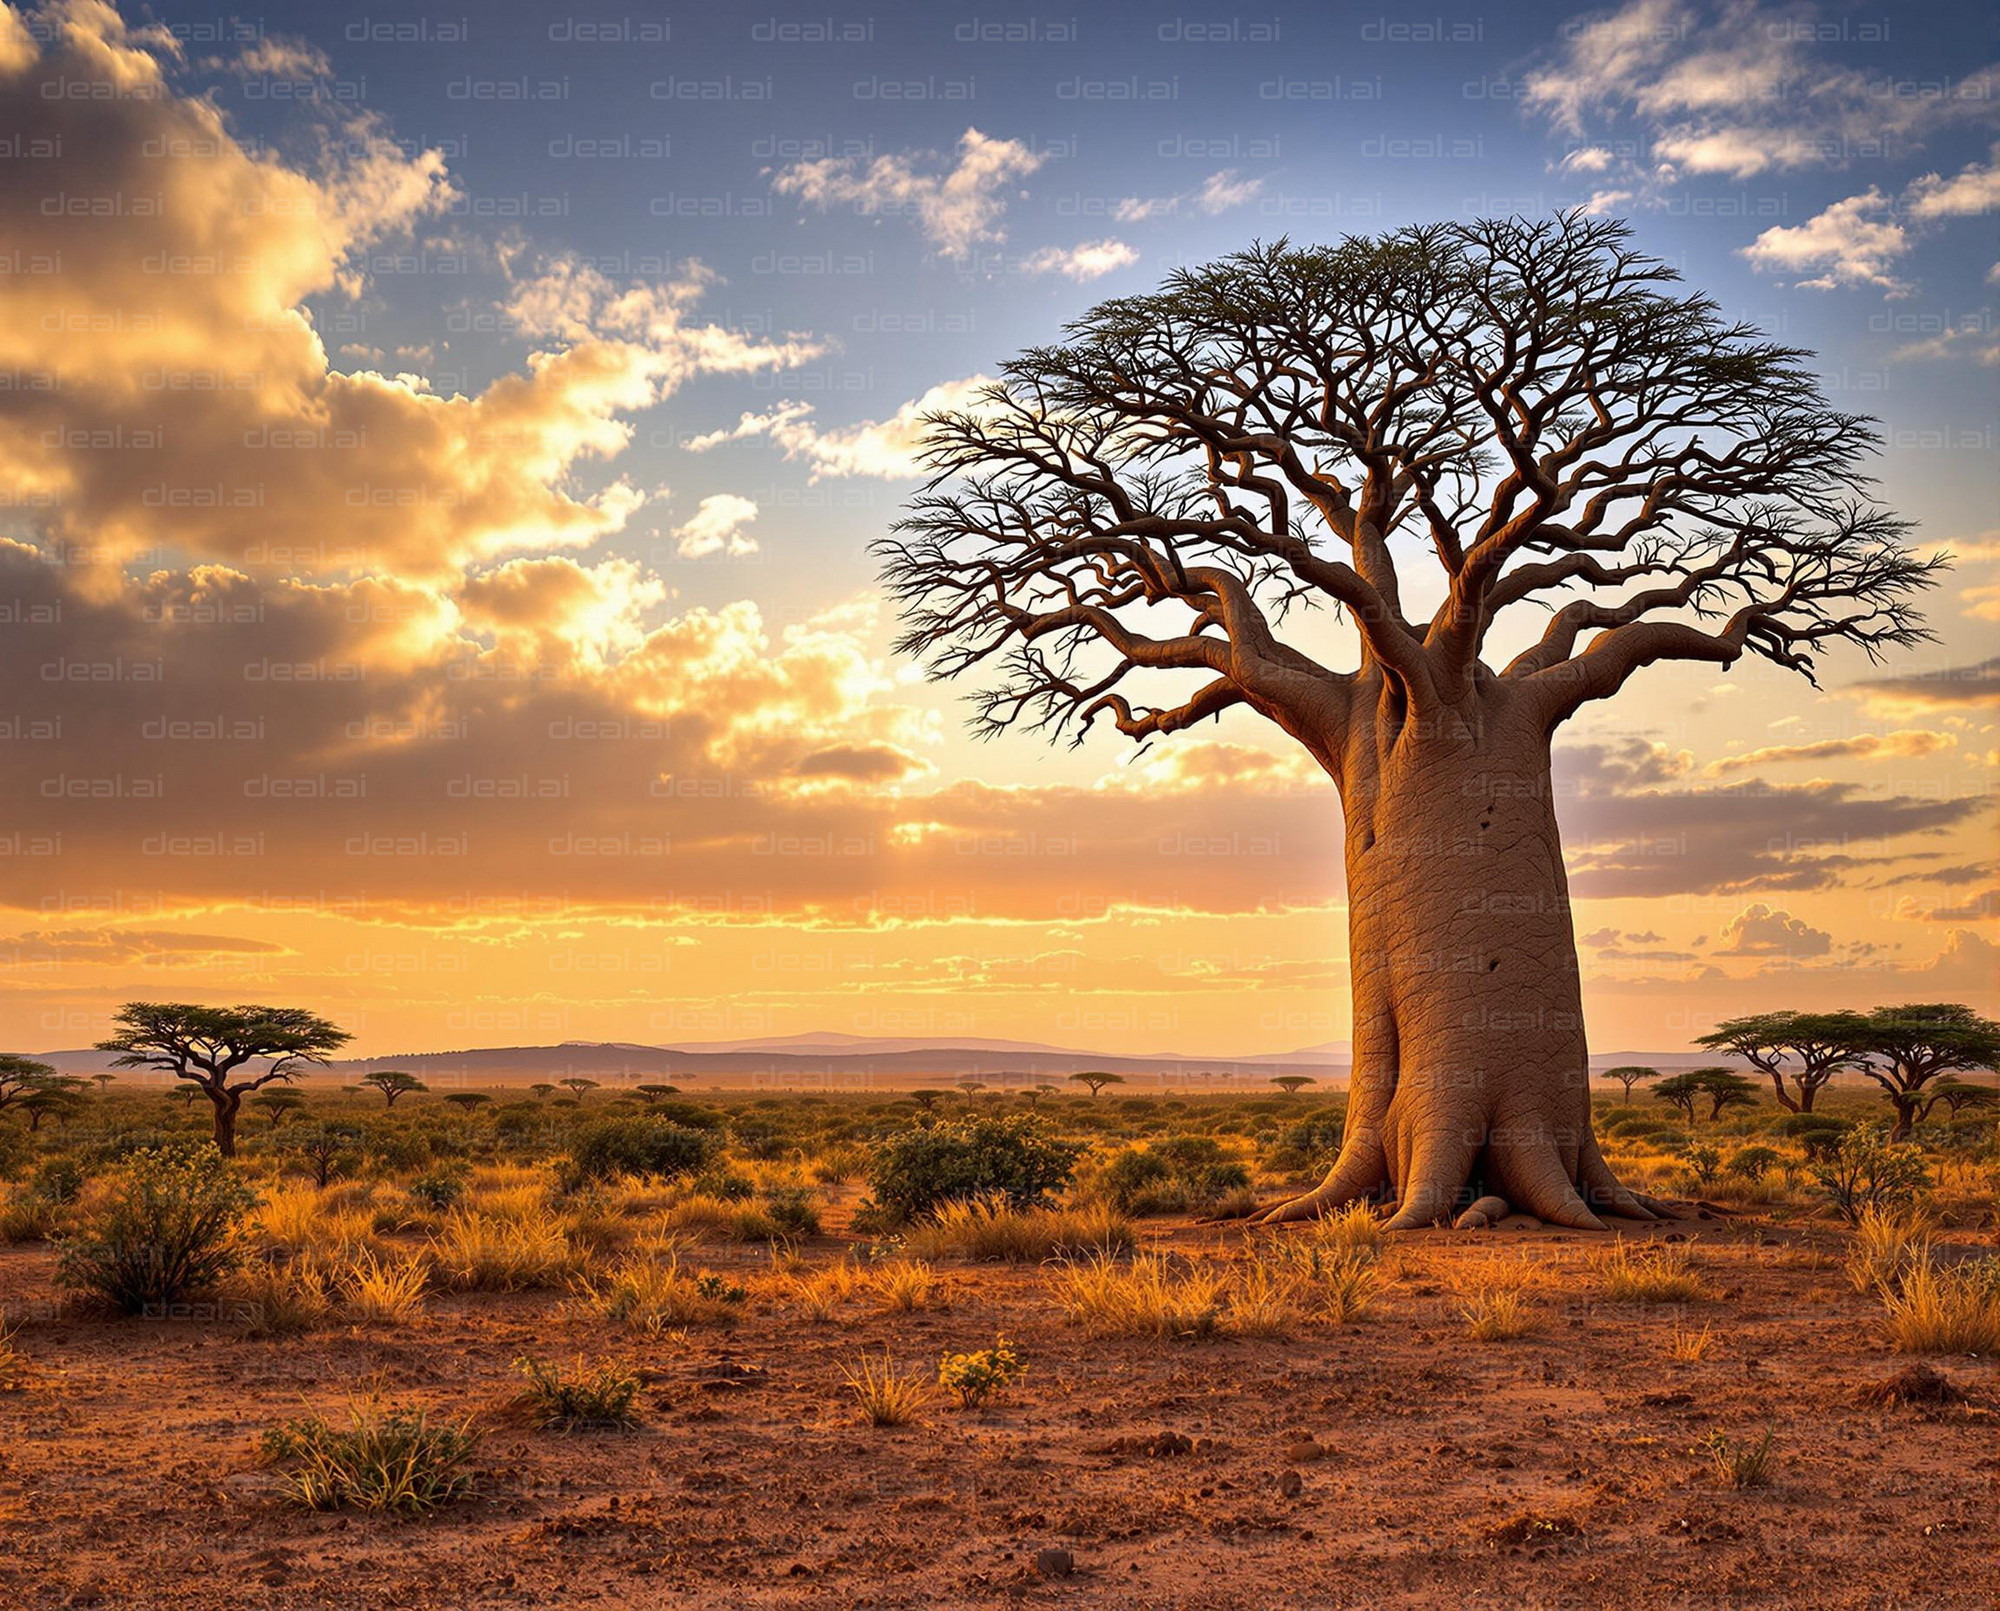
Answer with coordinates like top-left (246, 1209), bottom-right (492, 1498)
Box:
top-left (1741, 191), bottom-right (1913, 294)
top-left (684, 377), bottom-right (995, 481)
top-left (0, 12), bottom-right (815, 579)
top-left (771, 128), bottom-right (1043, 259)
top-left (1906, 145), bottom-right (2000, 220)
top-left (1715, 904), bottom-right (1834, 958)
top-left (1020, 239), bottom-right (1139, 281)
top-left (672, 495), bottom-right (760, 559)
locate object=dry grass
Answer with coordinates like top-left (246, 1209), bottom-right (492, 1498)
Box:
top-left (1049, 1253), bottom-right (1228, 1341)
top-left (1594, 1239), bottom-right (1707, 1304)
top-left (0, 1189), bottom-right (67, 1244)
top-left (1667, 1319), bottom-right (1716, 1361)
top-left (253, 1186), bottom-right (376, 1260)
top-left (1703, 1426), bottom-right (1775, 1489)
top-left (841, 1351), bottom-right (932, 1427)
top-left (571, 1253), bottom-right (742, 1334)
top-left (899, 1199), bottom-right (1132, 1264)
top-left (0, 1314), bottom-right (31, 1391)
top-left (1845, 1204), bottom-right (1933, 1297)
top-left (871, 1260), bottom-right (942, 1314)
top-left (344, 1251), bottom-right (429, 1324)
top-left (1309, 1199), bottom-right (1386, 1260)
top-left (1461, 1286), bottom-right (1542, 1341)
top-left (782, 1259), bottom-right (866, 1322)
top-left (426, 1210), bottom-right (577, 1292)
top-left (1881, 1252), bottom-right (2000, 1355)
top-left (233, 1252), bottom-right (342, 1336)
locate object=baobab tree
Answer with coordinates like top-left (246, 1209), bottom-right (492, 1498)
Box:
top-left (882, 214), bottom-right (1939, 1229)
top-left (95, 1002), bottom-right (352, 1156)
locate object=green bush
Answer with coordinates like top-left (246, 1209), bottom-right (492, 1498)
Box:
top-left (407, 1169), bottom-right (466, 1212)
top-left (1101, 1138), bottom-right (1252, 1215)
top-left (1808, 1128), bottom-right (1931, 1225)
top-left (0, 1122), bottom-right (29, 1180)
top-left (763, 1186), bottom-right (821, 1237)
top-left (514, 1355), bottom-right (642, 1431)
top-left (1726, 1145), bottom-right (1784, 1181)
top-left (55, 1142), bottom-right (255, 1315)
top-left (30, 1156), bottom-right (85, 1205)
top-left (556, 1117), bottom-right (719, 1191)
top-left (865, 1115), bottom-right (1081, 1224)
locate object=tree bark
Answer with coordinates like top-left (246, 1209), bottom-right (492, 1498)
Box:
top-left (1256, 674), bottom-right (1657, 1230)
top-left (210, 1086), bottom-right (240, 1157)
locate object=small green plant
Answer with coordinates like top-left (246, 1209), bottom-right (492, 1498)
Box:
top-left (938, 1338), bottom-right (1026, 1408)
top-left (762, 1186), bottom-right (821, 1237)
top-left (1461, 1286), bottom-right (1541, 1341)
top-left (1675, 1142), bottom-right (1725, 1190)
top-left (694, 1271), bottom-right (748, 1305)
top-left (260, 1400), bottom-right (480, 1515)
top-left (30, 1157), bottom-right (85, 1205)
top-left (514, 1355), bottom-right (642, 1430)
top-left (1702, 1425), bottom-right (1775, 1489)
top-left (55, 1142), bottom-right (254, 1315)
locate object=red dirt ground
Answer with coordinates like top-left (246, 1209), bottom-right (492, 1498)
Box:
top-left (2, 1216), bottom-right (1995, 1610)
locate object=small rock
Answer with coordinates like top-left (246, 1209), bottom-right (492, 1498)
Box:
top-left (1277, 1469), bottom-right (1304, 1499)
top-left (1034, 1548), bottom-right (1074, 1579)
top-left (1494, 1214), bottom-right (1542, 1232)
top-left (1283, 1440), bottom-right (1325, 1463)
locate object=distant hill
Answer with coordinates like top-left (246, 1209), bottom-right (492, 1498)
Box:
top-left (33, 1034), bottom-right (1763, 1090)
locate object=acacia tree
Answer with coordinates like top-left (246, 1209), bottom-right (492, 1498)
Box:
top-left (1696, 1010), bottom-right (1866, 1113)
top-left (0, 1054), bottom-right (59, 1112)
top-left (361, 1070), bottom-right (427, 1107)
top-left (1071, 1071), bottom-right (1124, 1098)
top-left (1854, 1003), bottom-right (2000, 1140)
top-left (1601, 1065), bottom-right (1655, 1100)
top-left (882, 215), bottom-right (1939, 1229)
top-left (95, 1003), bottom-right (352, 1156)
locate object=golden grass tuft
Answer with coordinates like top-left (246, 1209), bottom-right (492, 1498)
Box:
top-left (840, 1351), bottom-right (933, 1427)
top-left (1666, 1318), bottom-right (1716, 1362)
top-left (1049, 1253), bottom-right (1227, 1341)
top-left (570, 1253), bottom-right (742, 1334)
top-left (1846, 1204), bottom-right (1933, 1297)
top-left (899, 1198), bottom-right (1132, 1263)
top-left (426, 1210), bottom-right (578, 1292)
top-left (782, 1258), bottom-right (865, 1322)
top-left (344, 1250), bottom-right (429, 1324)
top-left (1460, 1285), bottom-right (1542, 1342)
top-left (1593, 1238), bottom-right (1707, 1304)
top-left (1881, 1252), bottom-right (2000, 1355)
top-left (871, 1260), bottom-right (942, 1314)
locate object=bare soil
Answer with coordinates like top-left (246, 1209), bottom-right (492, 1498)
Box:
top-left (3, 1215), bottom-right (1996, 1610)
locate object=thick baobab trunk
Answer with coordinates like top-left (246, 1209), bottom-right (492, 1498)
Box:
top-left (1257, 679), bottom-right (1657, 1231)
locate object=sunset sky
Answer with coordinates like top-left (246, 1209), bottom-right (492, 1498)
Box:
top-left (0, 0), bottom-right (1993, 1061)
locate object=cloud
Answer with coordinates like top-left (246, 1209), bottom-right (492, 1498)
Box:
top-left (1526, 1), bottom-right (1998, 183)
top-left (1704, 730), bottom-right (1955, 776)
top-left (771, 127), bottom-right (1043, 259)
top-left (1906, 145), bottom-right (2000, 220)
top-left (672, 495), bottom-right (760, 559)
top-left (1715, 904), bottom-right (1834, 958)
top-left (684, 376), bottom-right (995, 481)
top-left (1113, 168), bottom-right (1265, 222)
top-left (1846, 657), bottom-right (2000, 714)
top-left (0, 9), bottom-right (819, 580)
top-left (1890, 326), bottom-right (2000, 365)
top-left (1020, 239), bottom-right (1139, 281)
top-left (1554, 740), bottom-right (1991, 898)
top-left (1741, 192), bottom-right (1912, 294)
top-left (226, 36), bottom-right (333, 78)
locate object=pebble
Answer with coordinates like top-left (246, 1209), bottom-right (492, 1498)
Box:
top-left (1278, 1469), bottom-right (1304, 1499)
top-left (1284, 1440), bottom-right (1325, 1463)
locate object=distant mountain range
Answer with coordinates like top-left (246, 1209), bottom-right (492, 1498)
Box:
top-left (31, 1033), bottom-right (1750, 1089)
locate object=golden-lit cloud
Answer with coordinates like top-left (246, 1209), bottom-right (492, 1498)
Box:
top-left (1705, 730), bottom-right (1955, 776)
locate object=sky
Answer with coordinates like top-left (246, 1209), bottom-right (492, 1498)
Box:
top-left (0, 0), bottom-right (1993, 1061)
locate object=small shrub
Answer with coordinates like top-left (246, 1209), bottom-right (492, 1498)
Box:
top-left (865, 1116), bottom-right (1081, 1225)
top-left (30, 1157), bottom-right (85, 1205)
top-left (556, 1118), bottom-right (719, 1193)
top-left (1702, 1426), bottom-right (1774, 1489)
top-left (260, 1400), bottom-right (479, 1515)
top-left (407, 1170), bottom-right (466, 1213)
top-left (763, 1187), bottom-right (821, 1237)
top-left (0, 1187), bottom-right (66, 1245)
top-left (55, 1143), bottom-right (254, 1315)
top-left (514, 1355), bottom-right (642, 1430)
top-left (1845, 1204), bottom-right (1932, 1297)
top-left (1675, 1142), bottom-right (1725, 1191)
top-left (1726, 1146), bottom-right (1783, 1183)
top-left (842, 1351), bottom-right (932, 1426)
top-left (871, 1260), bottom-right (940, 1313)
top-left (1809, 1129), bottom-right (1930, 1225)
top-left (783, 1258), bottom-right (864, 1321)
top-left (938, 1338), bottom-right (1026, 1408)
